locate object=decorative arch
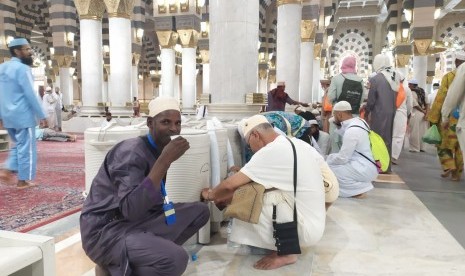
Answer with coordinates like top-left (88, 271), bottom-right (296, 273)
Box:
top-left (330, 29), bottom-right (373, 77)
top-left (438, 21), bottom-right (465, 74)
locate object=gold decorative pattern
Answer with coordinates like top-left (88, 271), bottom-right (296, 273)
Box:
top-left (178, 29), bottom-right (199, 48)
top-left (54, 55), bottom-right (74, 68)
top-left (426, 76), bottom-right (434, 84)
top-left (258, 68), bottom-right (267, 80)
top-left (396, 54), bottom-right (411, 67)
top-left (75, 0), bottom-right (106, 20)
top-left (277, 0), bottom-right (301, 6)
top-left (132, 53), bottom-right (141, 65)
top-left (104, 0), bottom-right (135, 18)
top-left (313, 43), bottom-right (322, 59)
top-left (301, 20), bottom-right (316, 42)
top-left (200, 50), bottom-right (209, 64)
top-left (413, 39), bottom-right (432, 56)
top-left (156, 31), bottom-right (179, 49)
top-left (104, 64), bottom-right (111, 76)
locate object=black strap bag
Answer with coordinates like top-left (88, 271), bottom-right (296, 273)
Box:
top-left (338, 74), bottom-right (363, 114)
top-left (272, 137), bottom-right (301, 256)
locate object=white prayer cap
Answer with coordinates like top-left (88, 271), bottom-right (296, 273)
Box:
top-left (45, 87), bottom-right (52, 92)
top-left (408, 79), bottom-right (418, 85)
top-left (308, 119), bottom-right (319, 126)
top-left (241, 114), bottom-right (270, 138)
top-left (455, 51), bottom-right (465, 61)
top-left (311, 109), bottom-right (320, 115)
top-left (277, 81), bottom-right (285, 86)
top-left (332, 101), bottom-right (352, 112)
top-left (8, 38), bottom-right (29, 48)
top-left (148, 97), bottom-right (180, 117)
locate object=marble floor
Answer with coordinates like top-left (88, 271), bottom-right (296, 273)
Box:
top-left (26, 149), bottom-right (465, 275)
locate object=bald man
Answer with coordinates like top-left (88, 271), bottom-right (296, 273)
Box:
top-left (80, 97), bottom-right (209, 276)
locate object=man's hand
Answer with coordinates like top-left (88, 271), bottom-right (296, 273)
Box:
top-left (159, 136), bottom-right (190, 165)
top-left (300, 102), bottom-right (310, 107)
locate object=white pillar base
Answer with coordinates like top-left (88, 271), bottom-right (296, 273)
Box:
top-left (205, 103), bottom-right (263, 120)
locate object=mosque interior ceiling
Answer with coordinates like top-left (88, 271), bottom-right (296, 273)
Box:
top-left (1, 0), bottom-right (465, 81)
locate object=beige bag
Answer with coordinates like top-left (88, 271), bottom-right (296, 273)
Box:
top-left (321, 162), bottom-right (339, 203)
top-left (224, 182), bottom-right (265, 224)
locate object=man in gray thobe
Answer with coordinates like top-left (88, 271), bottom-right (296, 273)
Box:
top-left (365, 54), bottom-right (400, 173)
top-left (80, 97), bottom-right (209, 276)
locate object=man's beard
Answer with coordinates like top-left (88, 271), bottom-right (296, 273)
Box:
top-left (20, 56), bottom-right (33, 66)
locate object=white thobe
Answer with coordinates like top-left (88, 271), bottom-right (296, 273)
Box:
top-left (317, 131), bottom-right (331, 156)
top-left (231, 136), bottom-right (326, 250)
top-left (42, 93), bottom-right (57, 129)
top-left (409, 93), bottom-right (427, 152)
top-left (326, 118), bottom-right (378, 197)
top-left (442, 62), bottom-right (465, 165)
top-left (392, 84), bottom-right (413, 159)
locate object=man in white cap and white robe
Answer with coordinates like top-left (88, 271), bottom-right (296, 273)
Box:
top-left (327, 101), bottom-right (378, 197)
top-left (0, 37), bottom-right (47, 188)
top-left (42, 86), bottom-right (57, 130)
top-left (202, 114), bottom-right (325, 270)
top-left (408, 78), bottom-right (428, 152)
top-left (80, 97), bottom-right (210, 276)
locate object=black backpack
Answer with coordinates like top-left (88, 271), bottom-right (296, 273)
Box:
top-left (337, 74), bottom-right (364, 114)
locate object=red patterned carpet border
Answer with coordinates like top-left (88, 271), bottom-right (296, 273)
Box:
top-left (0, 137), bottom-right (85, 232)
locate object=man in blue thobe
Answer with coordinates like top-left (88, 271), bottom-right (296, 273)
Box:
top-left (0, 38), bottom-right (47, 188)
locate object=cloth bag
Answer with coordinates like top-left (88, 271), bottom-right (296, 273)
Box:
top-left (224, 182), bottom-right (265, 224)
top-left (422, 124), bottom-right (442, 145)
top-left (273, 137), bottom-right (301, 256)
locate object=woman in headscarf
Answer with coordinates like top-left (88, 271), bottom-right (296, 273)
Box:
top-left (364, 54), bottom-right (401, 173)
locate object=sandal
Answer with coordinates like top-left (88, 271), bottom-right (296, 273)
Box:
top-left (17, 180), bottom-right (36, 189)
top-left (441, 169), bottom-right (452, 178)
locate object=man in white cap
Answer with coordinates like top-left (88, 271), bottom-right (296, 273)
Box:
top-left (430, 51), bottom-right (465, 181)
top-left (327, 101), bottom-right (378, 198)
top-left (0, 37), bottom-right (47, 188)
top-left (308, 119), bottom-right (331, 156)
top-left (266, 81), bottom-right (309, 112)
top-left (42, 86), bottom-right (57, 130)
top-left (80, 97), bottom-right (210, 275)
top-left (201, 114), bottom-right (325, 270)
top-left (408, 78), bottom-right (428, 152)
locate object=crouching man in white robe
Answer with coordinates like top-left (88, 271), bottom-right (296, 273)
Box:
top-left (326, 101), bottom-right (378, 198)
top-left (201, 115), bottom-right (325, 270)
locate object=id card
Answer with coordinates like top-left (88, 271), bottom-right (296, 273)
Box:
top-left (163, 202), bottom-right (176, 225)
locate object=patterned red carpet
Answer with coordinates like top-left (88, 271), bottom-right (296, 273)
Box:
top-left (0, 135), bottom-right (85, 232)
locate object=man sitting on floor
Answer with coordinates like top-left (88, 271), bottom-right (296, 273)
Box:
top-left (326, 101), bottom-right (378, 198)
top-left (35, 126), bottom-right (76, 142)
top-left (80, 97), bottom-right (209, 276)
top-left (201, 114), bottom-right (325, 270)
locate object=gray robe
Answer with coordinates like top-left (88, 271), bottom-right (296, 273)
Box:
top-left (80, 136), bottom-right (209, 276)
top-left (365, 73), bottom-right (397, 172)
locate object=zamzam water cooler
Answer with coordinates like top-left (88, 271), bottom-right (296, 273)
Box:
top-left (84, 126), bottom-right (141, 193)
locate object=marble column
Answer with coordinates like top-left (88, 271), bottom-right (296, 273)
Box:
top-left (299, 20), bottom-right (316, 103)
top-left (54, 55), bottom-right (74, 106)
top-left (59, 67), bottom-right (74, 106)
top-left (179, 29), bottom-right (199, 112)
top-left (132, 53), bottom-right (140, 100)
top-left (413, 56), bottom-right (427, 90)
top-left (277, 0), bottom-right (302, 101)
top-left (258, 68), bottom-right (268, 93)
top-left (209, 0), bottom-right (260, 118)
top-left (312, 43), bottom-right (322, 102)
top-left (200, 49), bottom-right (210, 95)
top-left (78, 18), bottom-right (104, 114)
top-left (156, 31), bottom-right (178, 98)
top-left (104, 0), bottom-right (134, 113)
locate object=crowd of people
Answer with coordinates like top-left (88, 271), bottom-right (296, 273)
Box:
top-left (2, 36), bottom-right (465, 275)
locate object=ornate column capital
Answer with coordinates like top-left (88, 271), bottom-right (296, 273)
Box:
top-left (268, 69), bottom-right (276, 84)
top-left (413, 39), bottom-right (432, 56)
top-left (156, 31), bottom-right (179, 49)
top-left (258, 68), bottom-right (268, 80)
top-left (313, 43), bottom-right (322, 59)
top-left (75, 0), bottom-right (106, 20)
top-left (132, 53), bottom-right (141, 66)
top-left (103, 0), bottom-right (135, 19)
top-left (301, 20), bottom-right (316, 42)
top-left (178, 29), bottom-right (199, 48)
top-left (396, 54), bottom-right (411, 67)
top-left (103, 64), bottom-right (111, 81)
top-left (426, 76), bottom-right (434, 84)
top-left (54, 55), bottom-right (74, 68)
top-left (277, 0), bottom-right (302, 6)
top-left (200, 49), bottom-right (209, 64)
